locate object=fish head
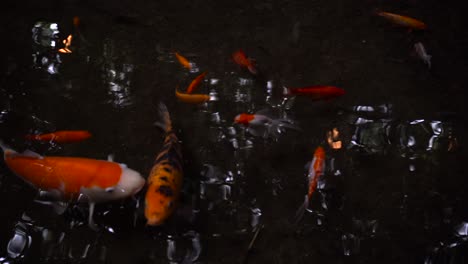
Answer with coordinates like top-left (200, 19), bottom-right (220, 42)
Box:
top-left (144, 184), bottom-right (177, 226)
top-left (80, 166), bottom-right (145, 203)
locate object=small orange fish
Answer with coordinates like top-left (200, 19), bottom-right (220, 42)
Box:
top-left (376, 11), bottom-right (427, 30)
top-left (175, 88), bottom-right (211, 104)
top-left (174, 52), bottom-right (192, 70)
top-left (25, 130), bottom-right (92, 143)
top-left (294, 146), bottom-right (326, 224)
top-left (145, 103), bottom-right (183, 226)
top-left (232, 49), bottom-right (257, 75)
top-left (186, 72), bottom-right (207, 94)
top-left (0, 141), bottom-right (145, 229)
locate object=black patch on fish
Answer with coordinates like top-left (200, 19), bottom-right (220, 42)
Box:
top-left (160, 176), bottom-right (169, 182)
top-left (157, 185), bottom-right (174, 197)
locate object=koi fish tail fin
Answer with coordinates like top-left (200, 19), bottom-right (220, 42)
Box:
top-left (155, 102), bottom-right (173, 133)
top-left (293, 195), bottom-right (309, 225)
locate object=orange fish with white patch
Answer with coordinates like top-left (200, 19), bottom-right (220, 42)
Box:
top-left (232, 49), bottom-right (258, 75)
top-left (25, 130), bottom-right (92, 143)
top-left (0, 140), bottom-right (145, 229)
top-left (376, 11), bottom-right (427, 30)
top-left (294, 145), bottom-right (326, 224)
top-left (145, 103), bottom-right (183, 226)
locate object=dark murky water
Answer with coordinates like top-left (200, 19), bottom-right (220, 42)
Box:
top-left (1, 0), bottom-right (468, 263)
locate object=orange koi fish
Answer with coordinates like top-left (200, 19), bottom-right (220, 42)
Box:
top-left (283, 85), bottom-right (345, 100)
top-left (0, 141), bottom-right (145, 229)
top-left (294, 146), bottom-right (326, 224)
top-left (25, 130), bottom-right (92, 143)
top-left (232, 49), bottom-right (258, 75)
top-left (186, 72), bottom-right (207, 94)
top-left (174, 52), bottom-right (192, 70)
top-left (145, 103), bottom-right (183, 226)
top-left (376, 11), bottom-right (427, 30)
top-left (234, 111), bottom-right (299, 139)
top-left (175, 88), bottom-right (211, 104)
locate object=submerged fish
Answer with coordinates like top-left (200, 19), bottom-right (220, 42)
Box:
top-left (376, 11), bottom-right (427, 30)
top-left (25, 130), bottom-right (92, 143)
top-left (234, 111), bottom-right (300, 139)
top-left (414, 42), bottom-right (431, 69)
top-left (145, 103), bottom-right (183, 226)
top-left (232, 49), bottom-right (258, 75)
top-left (283, 85), bottom-right (345, 100)
top-left (174, 52), bottom-right (192, 70)
top-left (0, 141), bottom-right (145, 229)
top-left (175, 88), bottom-right (212, 104)
top-left (186, 72), bottom-right (207, 94)
top-left (294, 145), bottom-right (326, 224)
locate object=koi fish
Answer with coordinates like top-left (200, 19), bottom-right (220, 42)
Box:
top-left (232, 49), bottom-right (258, 75)
top-left (0, 141), bottom-right (145, 229)
top-left (175, 88), bottom-right (212, 104)
top-left (145, 103), bottom-right (183, 226)
top-left (186, 72), bottom-right (207, 94)
top-left (25, 130), bottom-right (92, 143)
top-left (376, 11), bottom-right (427, 30)
top-left (234, 111), bottom-right (300, 139)
top-left (174, 52), bottom-right (192, 70)
top-left (283, 85), bottom-right (345, 100)
top-left (294, 146), bottom-right (326, 224)
top-left (414, 42), bottom-right (431, 69)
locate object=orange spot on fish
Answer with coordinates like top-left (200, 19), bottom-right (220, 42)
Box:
top-left (4, 152), bottom-right (122, 197)
top-left (234, 113), bottom-right (255, 125)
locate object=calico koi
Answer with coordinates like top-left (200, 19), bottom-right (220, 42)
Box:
top-left (145, 103), bottom-right (183, 226)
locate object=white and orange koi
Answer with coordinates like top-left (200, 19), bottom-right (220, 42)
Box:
top-left (0, 141), bottom-right (145, 229)
top-left (294, 145), bottom-right (326, 224)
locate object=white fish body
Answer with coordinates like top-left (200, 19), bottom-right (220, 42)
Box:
top-left (414, 42), bottom-right (432, 69)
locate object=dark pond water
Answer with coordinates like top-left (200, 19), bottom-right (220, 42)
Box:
top-left (1, 0), bottom-right (468, 263)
